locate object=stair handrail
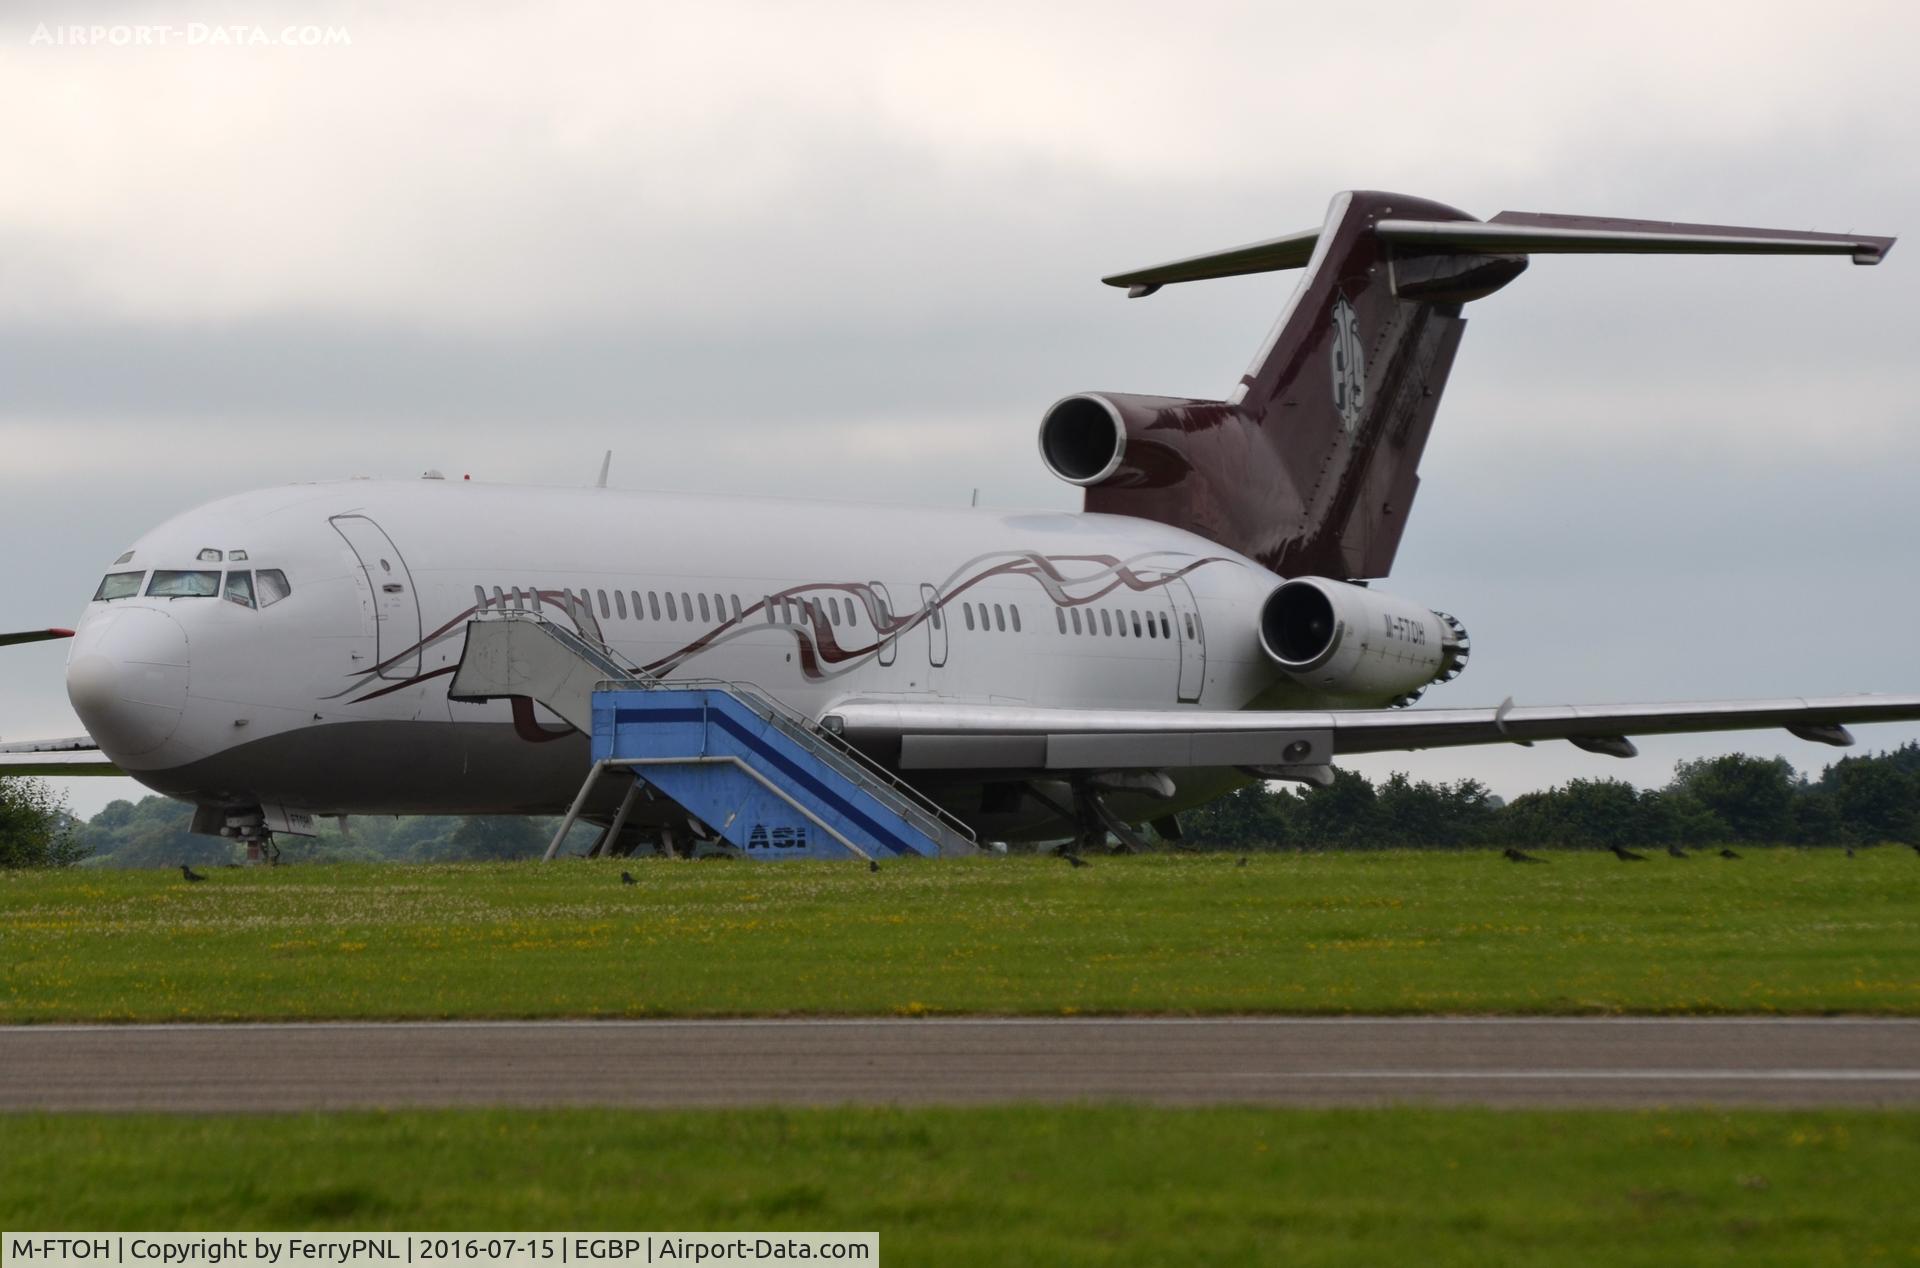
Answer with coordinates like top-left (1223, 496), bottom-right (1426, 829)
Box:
top-left (474, 610), bottom-right (975, 847)
top-left (469, 608), bottom-right (646, 684)
top-left (654, 674), bottom-right (977, 848)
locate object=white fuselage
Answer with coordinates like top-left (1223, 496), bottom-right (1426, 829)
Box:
top-left (67, 478), bottom-right (1322, 833)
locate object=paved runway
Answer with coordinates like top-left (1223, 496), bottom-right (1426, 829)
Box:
top-left (3, 1018), bottom-right (1916, 1111)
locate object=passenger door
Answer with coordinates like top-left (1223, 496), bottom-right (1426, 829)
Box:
top-left (331, 515), bottom-right (422, 679)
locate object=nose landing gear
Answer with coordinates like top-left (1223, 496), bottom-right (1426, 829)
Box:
top-left (227, 810), bottom-right (280, 864)
top-left (191, 804), bottom-right (280, 864)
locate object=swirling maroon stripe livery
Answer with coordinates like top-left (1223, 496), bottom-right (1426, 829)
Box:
top-left (337, 551), bottom-right (1229, 707)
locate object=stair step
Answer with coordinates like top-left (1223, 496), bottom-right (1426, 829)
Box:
top-left (594, 688), bottom-right (972, 860)
top-left (452, 612), bottom-right (976, 862)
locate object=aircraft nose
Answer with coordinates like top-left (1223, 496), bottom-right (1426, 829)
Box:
top-left (66, 607), bottom-right (190, 759)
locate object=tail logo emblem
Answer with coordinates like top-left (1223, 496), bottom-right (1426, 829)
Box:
top-left (1330, 294), bottom-right (1365, 432)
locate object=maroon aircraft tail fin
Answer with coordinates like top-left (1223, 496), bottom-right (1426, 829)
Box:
top-left (1039, 190), bottom-right (1892, 579)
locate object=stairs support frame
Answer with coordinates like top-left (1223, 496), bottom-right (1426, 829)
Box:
top-left (544, 756), bottom-right (877, 863)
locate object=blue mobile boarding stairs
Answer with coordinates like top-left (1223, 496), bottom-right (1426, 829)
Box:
top-left (448, 610), bottom-right (977, 861)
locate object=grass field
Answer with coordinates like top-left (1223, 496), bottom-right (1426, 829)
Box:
top-left (4, 850), bottom-right (1917, 1021)
top-left (2, 1106), bottom-right (1916, 1265)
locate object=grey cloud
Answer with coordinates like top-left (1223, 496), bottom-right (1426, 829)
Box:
top-left (0, 316), bottom-right (1128, 423)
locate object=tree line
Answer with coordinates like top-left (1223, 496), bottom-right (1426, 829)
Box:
top-left (4, 742), bottom-right (1919, 867)
top-left (0, 786), bottom-right (575, 869)
top-left (1180, 744), bottom-right (1920, 851)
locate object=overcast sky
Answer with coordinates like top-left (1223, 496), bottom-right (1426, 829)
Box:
top-left (6, 0), bottom-right (1919, 818)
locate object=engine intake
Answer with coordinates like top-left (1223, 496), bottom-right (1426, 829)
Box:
top-left (1038, 394), bottom-right (1127, 485)
top-left (1259, 577), bottom-right (1467, 704)
top-left (1264, 581), bottom-right (1339, 667)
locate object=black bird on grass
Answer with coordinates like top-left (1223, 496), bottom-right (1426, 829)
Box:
top-left (869, 859), bottom-right (880, 873)
top-left (1608, 846), bottom-right (1649, 862)
top-left (621, 871), bottom-right (637, 886)
top-left (1666, 845), bottom-right (1690, 858)
top-left (1719, 848), bottom-right (1742, 859)
top-left (1063, 853), bottom-right (1089, 869)
top-left (1503, 847), bottom-right (1546, 864)
top-left (180, 864), bottom-right (206, 882)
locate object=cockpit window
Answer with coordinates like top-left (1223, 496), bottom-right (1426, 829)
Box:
top-left (147, 570), bottom-right (219, 598)
top-left (93, 571), bottom-right (144, 601)
top-left (256, 569), bottom-right (292, 608)
top-left (223, 570), bottom-right (256, 608)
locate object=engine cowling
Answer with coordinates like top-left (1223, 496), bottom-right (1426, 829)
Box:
top-left (1037, 390), bottom-right (1246, 490)
top-left (1038, 394), bottom-right (1128, 485)
top-left (1259, 577), bottom-right (1468, 705)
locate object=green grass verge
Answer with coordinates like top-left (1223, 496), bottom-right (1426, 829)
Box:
top-left (2, 1107), bottom-right (1916, 1265)
top-left (4, 851), bottom-right (1918, 1021)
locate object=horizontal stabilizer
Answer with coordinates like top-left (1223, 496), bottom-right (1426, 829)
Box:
top-left (1103, 206), bottom-right (1893, 295)
top-left (1101, 227), bottom-right (1321, 294)
top-left (1388, 211), bottom-right (1894, 265)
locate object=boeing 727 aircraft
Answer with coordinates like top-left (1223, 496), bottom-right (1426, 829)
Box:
top-left (3, 190), bottom-right (1911, 853)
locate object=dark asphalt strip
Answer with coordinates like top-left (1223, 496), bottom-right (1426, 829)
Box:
top-left (4, 1018), bottom-right (1918, 1111)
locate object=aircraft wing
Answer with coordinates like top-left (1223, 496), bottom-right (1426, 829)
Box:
top-left (0, 735), bottom-right (122, 776)
top-left (828, 694), bottom-right (1920, 771)
top-left (0, 627), bottom-right (114, 773)
top-left (1, 628), bottom-right (74, 648)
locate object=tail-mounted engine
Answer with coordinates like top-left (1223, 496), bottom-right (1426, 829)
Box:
top-left (1038, 391), bottom-right (1239, 489)
top-left (1258, 577), bottom-right (1468, 706)
top-left (1038, 393), bottom-right (1129, 486)
top-left (1038, 390), bottom-right (1261, 555)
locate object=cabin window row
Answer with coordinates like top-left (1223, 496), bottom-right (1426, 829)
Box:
top-left (1053, 605), bottom-right (1177, 641)
top-left (761, 595), bottom-right (873, 629)
top-left (960, 601), bottom-right (1022, 633)
top-left (477, 585), bottom-right (755, 626)
top-left (478, 586), bottom-right (891, 632)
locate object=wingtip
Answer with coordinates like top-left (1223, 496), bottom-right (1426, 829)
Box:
top-left (1852, 239), bottom-right (1895, 265)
